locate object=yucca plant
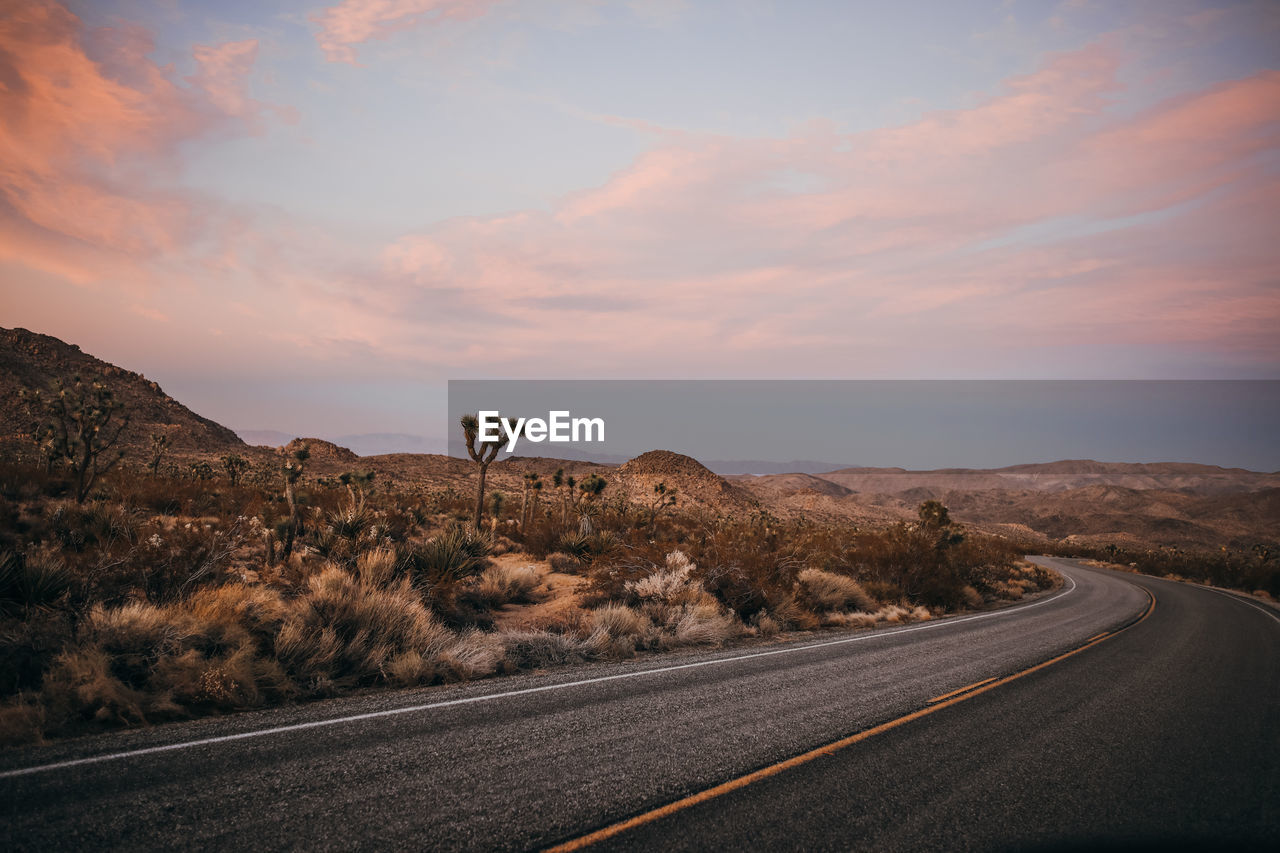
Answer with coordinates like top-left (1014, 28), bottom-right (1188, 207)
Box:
top-left (402, 524), bottom-right (493, 589)
top-left (0, 549), bottom-right (72, 617)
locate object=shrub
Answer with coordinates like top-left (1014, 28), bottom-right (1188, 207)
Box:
top-left (546, 552), bottom-right (581, 573)
top-left (795, 568), bottom-right (875, 613)
top-left (474, 563), bottom-right (543, 608)
top-left (501, 629), bottom-right (595, 669)
top-left (624, 550), bottom-right (704, 605)
top-left (275, 566), bottom-right (453, 690)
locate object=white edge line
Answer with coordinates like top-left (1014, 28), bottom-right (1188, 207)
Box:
top-left (1, 573), bottom-right (1080, 781)
top-left (1189, 583), bottom-right (1280, 625)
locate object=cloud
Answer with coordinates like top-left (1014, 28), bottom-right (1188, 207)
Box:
top-left (351, 41), bottom-right (1278, 376)
top-left (0, 1), bottom-right (288, 283)
top-left (310, 0), bottom-right (507, 64)
top-left (6, 1), bottom-right (1276, 390)
top-left (188, 39), bottom-right (299, 129)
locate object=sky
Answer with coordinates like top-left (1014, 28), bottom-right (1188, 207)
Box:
top-left (1, 0), bottom-right (1278, 451)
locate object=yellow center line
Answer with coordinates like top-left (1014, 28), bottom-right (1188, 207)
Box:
top-left (544, 588), bottom-right (1157, 853)
top-left (928, 677), bottom-right (996, 704)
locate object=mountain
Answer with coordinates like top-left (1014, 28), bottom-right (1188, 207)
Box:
top-left (0, 327), bottom-right (246, 458)
top-left (805, 460), bottom-right (1280, 496)
top-left (240, 431), bottom-right (445, 456)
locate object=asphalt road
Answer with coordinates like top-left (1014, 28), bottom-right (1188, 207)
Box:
top-left (2, 559), bottom-right (1276, 851)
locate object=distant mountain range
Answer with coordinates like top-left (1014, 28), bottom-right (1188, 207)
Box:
top-left (239, 430), bottom-right (446, 457)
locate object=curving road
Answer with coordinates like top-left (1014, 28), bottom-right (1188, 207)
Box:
top-left (2, 559), bottom-right (1276, 850)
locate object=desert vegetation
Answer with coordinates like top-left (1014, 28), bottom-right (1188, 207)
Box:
top-left (1052, 540), bottom-right (1280, 598)
top-left (0, 407), bottom-right (1055, 746)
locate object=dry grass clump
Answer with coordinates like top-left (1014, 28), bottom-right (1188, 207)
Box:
top-left (755, 594), bottom-right (819, 632)
top-left (546, 552), bottom-right (580, 573)
top-left (354, 547), bottom-right (399, 587)
top-left (821, 604), bottom-right (931, 628)
top-left (475, 563), bottom-right (544, 608)
top-left (796, 568), bottom-right (875, 612)
top-left (37, 594), bottom-right (294, 734)
top-left (275, 565), bottom-right (459, 690)
top-left (500, 629), bottom-right (595, 669)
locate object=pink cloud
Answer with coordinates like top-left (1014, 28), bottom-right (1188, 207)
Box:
top-left (188, 39), bottom-right (299, 129)
top-left (310, 0), bottom-right (506, 64)
top-left (6, 2), bottom-right (1276, 385)
top-left (349, 41), bottom-right (1278, 376)
top-left (0, 1), bottom-right (289, 283)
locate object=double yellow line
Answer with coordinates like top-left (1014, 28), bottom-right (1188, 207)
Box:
top-left (546, 588), bottom-right (1156, 852)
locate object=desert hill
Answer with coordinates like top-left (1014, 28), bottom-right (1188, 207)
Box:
top-left (804, 460), bottom-right (1280, 496)
top-left (0, 327), bottom-right (246, 458)
top-left (614, 450), bottom-right (758, 513)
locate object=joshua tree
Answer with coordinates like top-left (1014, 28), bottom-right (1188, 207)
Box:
top-left (647, 481), bottom-right (678, 526)
top-left (918, 500), bottom-right (951, 529)
top-left (222, 454), bottom-right (249, 486)
top-left (552, 468), bottom-right (572, 528)
top-left (188, 461), bottom-right (214, 481)
top-left (460, 414), bottom-right (519, 530)
top-left (575, 474), bottom-right (608, 534)
top-left (520, 472), bottom-right (543, 533)
top-left (339, 470), bottom-right (376, 506)
top-left (149, 433), bottom-right (170, 477)
top-left (281, 443), bottom-right (310, 560)
top-left (21, 375), bottom-right (131, 503)
top-left (490, 490), bottom-right (505, 529)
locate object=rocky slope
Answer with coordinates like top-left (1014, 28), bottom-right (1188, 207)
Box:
top-left (0, 327), bottom-right (246, 459)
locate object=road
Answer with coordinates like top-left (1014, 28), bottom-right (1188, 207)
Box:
top-left (2, 559), bottom-right (1276, 850)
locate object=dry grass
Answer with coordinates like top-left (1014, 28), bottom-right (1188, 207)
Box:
top-left (276, 566), bottom-right (456, 689)
top-left (475, 563), bottom-right (544, 608)
top-left (500, 629), bottom-right (594, 669)
top-left (796, 568), bottom-right (875, 612)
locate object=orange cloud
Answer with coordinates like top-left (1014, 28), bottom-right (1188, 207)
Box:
top-left (310, 0), bottom-right (506, 64)
top-left (0, 1), bottom-right (285, 284)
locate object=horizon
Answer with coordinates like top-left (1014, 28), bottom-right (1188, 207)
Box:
top-left (2, 0), bottom-right (1279, 444)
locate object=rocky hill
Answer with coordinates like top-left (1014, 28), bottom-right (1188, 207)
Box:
top-left (0, 327), bottom-right (246, 459)
top-left (615, 450), bottom-right (758, 513)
